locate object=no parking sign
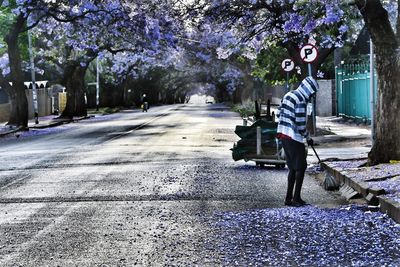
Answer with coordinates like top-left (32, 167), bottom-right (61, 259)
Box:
top-left (281, 59), bottom-right (295, 72)
top-left (300, 44), bottom-right (318, 63)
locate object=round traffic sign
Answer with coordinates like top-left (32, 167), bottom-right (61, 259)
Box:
top-left (300, 44), bottom-right (318, 63)
top-left (281, 59), bottom-right (295, 72)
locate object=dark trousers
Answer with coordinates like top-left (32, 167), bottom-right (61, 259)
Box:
top-left (285, 169), bottom-right (305, 202)
top-left (281, 139), bottom-right (307, 202)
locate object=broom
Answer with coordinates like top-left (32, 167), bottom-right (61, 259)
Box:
top-left (311, 144), bottom-right (340, 190)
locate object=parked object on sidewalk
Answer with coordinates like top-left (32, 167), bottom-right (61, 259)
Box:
top-left (231, 100), bottom-right (286, 168)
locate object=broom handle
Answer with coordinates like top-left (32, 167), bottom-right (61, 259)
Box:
top-left (311, 144), bottom-right (321, 163)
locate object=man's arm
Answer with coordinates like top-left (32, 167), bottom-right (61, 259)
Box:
top-left (294, 102), bottom-right (309, 139)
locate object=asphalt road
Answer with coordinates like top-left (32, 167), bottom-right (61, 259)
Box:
top-left (0, 104), bottom-right (350, 266)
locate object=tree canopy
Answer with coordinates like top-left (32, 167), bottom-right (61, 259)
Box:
top-left (182, 0), bottom-right (353, 78)
top-left (0, 0), bottom-right (399, 164)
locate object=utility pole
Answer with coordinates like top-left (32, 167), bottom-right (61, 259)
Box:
top-left (370, 39), bottom-right (375, 145)
top-left (96, 57), bottom-right (100, 111)
top-left (28, 29), bottom-right (39, 124)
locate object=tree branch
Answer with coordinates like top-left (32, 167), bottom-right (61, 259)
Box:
top-left (397, 0), bottom-right (400, 43)
top-left (355, 0), bottom-right (397, 54)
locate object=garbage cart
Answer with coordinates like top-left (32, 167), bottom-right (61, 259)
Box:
top-left (231, 100), bottom-right (286, 168)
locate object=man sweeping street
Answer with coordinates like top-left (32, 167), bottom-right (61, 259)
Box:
top-left (277, 76), bottom-right (319, 207)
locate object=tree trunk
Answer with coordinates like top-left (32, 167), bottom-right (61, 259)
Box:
top-left (368, 57), bottom-right (400, 164)
top-left (232, 60), bottom-right (254, 103)
top-left (3, 15), bottom-right (29, 128)
top-left (355, 0), bottom-right (400, 164)
top-left (216, 83), bottom-right (229, 103)
top-left (61, 64), bottom-right (88, 118)
top-left (240, 74), bottom-right (255, 102)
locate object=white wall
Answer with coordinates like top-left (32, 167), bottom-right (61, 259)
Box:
top-left (0, 89), bottom-right (52, 123)
top-left (264, 79), bottom-right (335, 116)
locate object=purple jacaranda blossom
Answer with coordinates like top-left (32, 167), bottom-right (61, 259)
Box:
top-left (204, 205), bottom-right (400, 266)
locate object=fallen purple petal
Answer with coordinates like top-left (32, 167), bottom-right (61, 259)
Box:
top-left (204, 205), bottom-right (400, 266)
top-left (327, 160), bottom-right (400, 210)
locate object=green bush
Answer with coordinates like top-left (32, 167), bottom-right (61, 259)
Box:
top-left (88, 107), bottom-right (120, 115)
top-left (102, 107), bottom-right (120, 115)
top-left (231, 100), bottom-right (256, 118)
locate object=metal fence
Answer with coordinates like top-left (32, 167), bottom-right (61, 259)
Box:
top-left (335, 63), bottom-right (377, 123)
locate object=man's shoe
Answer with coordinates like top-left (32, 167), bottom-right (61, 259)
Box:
top-left (284, 200), bottom-right (292, 206)
top-left (298, 199), bottom-right (307, 205)
top-left (284, 198), bottom-right (292, 206)
top-left (292, 199), bottom-right (308, 207)
top-left (291, 201), bottom-right (305, 207)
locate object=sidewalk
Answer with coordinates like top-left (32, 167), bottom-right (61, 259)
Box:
top-left (315, 116), bottom-right (371, 144)
top-left (313, 116), bottom-right (400, 224)
top-left (0, 115), bottom-right (91, 137)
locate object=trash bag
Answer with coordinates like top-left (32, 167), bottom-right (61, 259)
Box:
top-left (324, 173), bottom-right (340, 191)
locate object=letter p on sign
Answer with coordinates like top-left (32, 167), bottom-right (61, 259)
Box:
top-left (281, 59), bottom-right (294, 72)
top-left (300, 44), bottom-right (318, 63)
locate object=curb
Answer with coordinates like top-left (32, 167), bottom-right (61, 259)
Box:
top-left (29, 116), bottom-right (91, 129)
top-left (378, 196), bottom-right (400, 224)
top-left (0, 127), bottom-right (20, 137)
top-left (29, 120), bottom-right (66, 129)
top-left (321, 162), bottom-right (400, 223)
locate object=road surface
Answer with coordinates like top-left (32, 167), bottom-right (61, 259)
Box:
top-left (1, 104), bottom-right (394, 266)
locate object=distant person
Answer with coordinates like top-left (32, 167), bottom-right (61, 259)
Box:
top-left (142, 94), bottom-right (148, 112)
top-left (277, 76), bottom-right (318, 207)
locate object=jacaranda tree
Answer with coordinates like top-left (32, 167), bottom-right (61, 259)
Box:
top-left (173, 21), bottom-right (253, 103)
top-left (0, 0), bottom-right (187, 123)
top-left (98, 1), bottom-right (188, 106)
top-left (185, 0), bottom-right (351, 78)
top-left (35, 2), bottom-right (142, 118)
top-left (0, 0), bottom-right (122, 127)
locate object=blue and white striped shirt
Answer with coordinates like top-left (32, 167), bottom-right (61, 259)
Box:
top-left (277, 76), bottom-right (319, 143)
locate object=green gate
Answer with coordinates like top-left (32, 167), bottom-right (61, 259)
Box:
top-left (335, 64), bottom-right (377, 123)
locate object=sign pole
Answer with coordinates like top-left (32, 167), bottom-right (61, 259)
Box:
top-left (281, 58), bottom-right (295, 92)
top-left (300, 43), bottom-right (319, 136)
top-left (307, 63), bottom-right (316, 135)
top-left (286, 72), bottom-right (290, 91)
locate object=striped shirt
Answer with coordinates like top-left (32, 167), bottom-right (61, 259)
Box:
top-left (277, 76), bottom-right (319, 143)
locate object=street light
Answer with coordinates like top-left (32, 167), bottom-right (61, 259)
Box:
top-left (96, 56), bottom-right (100, 111)
top-left (87, 57), bottom-right (100, 111)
